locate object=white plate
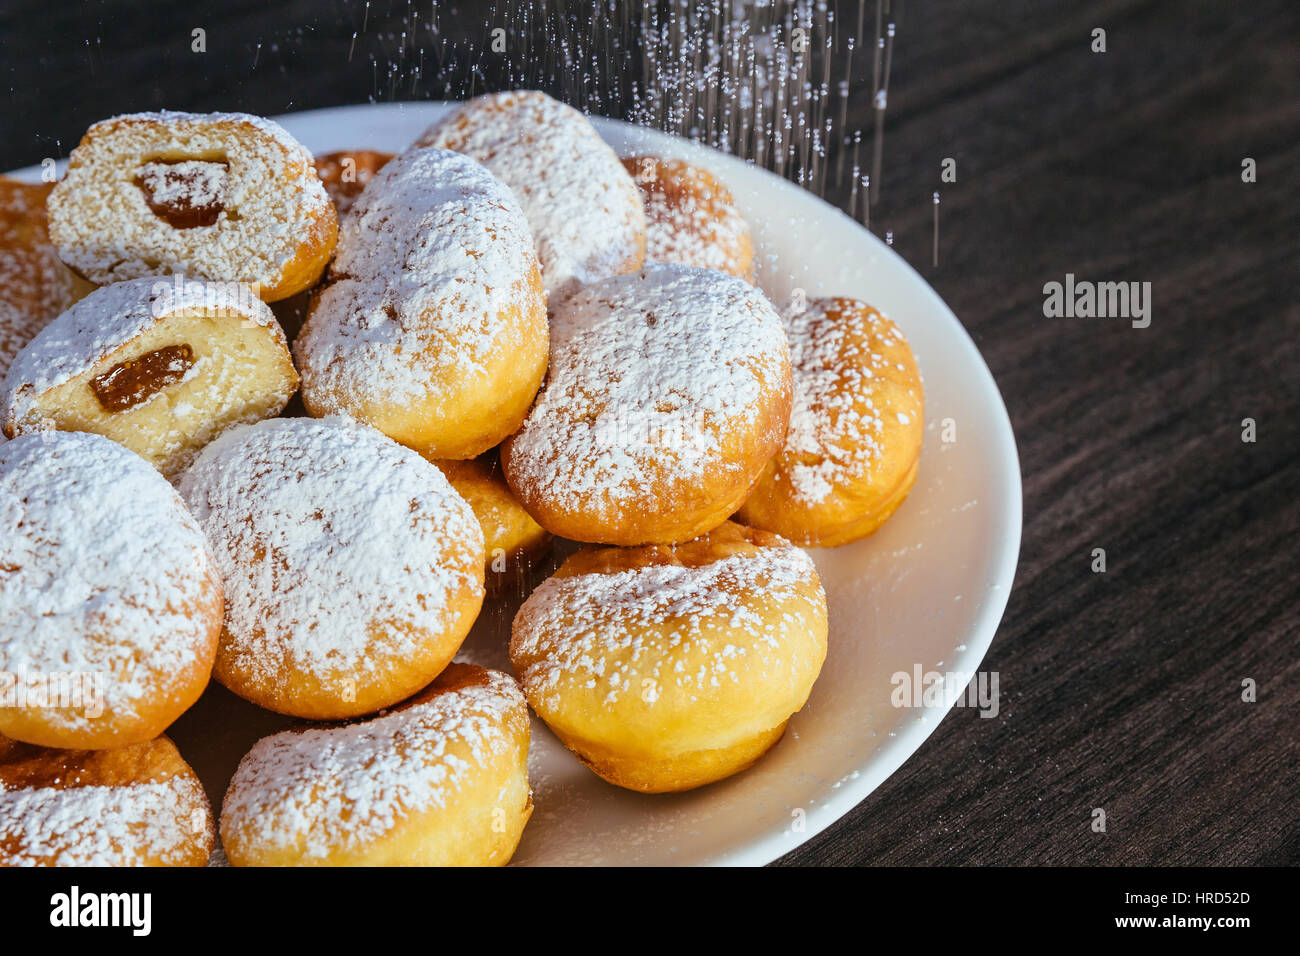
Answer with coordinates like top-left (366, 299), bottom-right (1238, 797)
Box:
top-left (8, 103), bottom-right (1021, 866)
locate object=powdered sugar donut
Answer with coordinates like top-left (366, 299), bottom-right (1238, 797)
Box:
top-left (220, 664), bottom-right (531, 866)
top-left (414, 90), bottom-right (645, 299)
top-left (501, 263), bottom-right (793, 545)
top-left (2, 276), bottom-right (299, 479)
top-left (0, 431), bottom-right (222, 749)
top-left (510, 522), bottom-right (827, 793)
top-left (0, 733), bottom-right (215, 867)
top-left (622, 155), bottom-right (754, 281)
top-left (179, 417), bottom-right (485, 720)
top-left (47, 111), bottom-right (337, 301)
top-left (295, 147), bottom-right (548, 460)
top-left (736, 297), bottom-right (924, 546)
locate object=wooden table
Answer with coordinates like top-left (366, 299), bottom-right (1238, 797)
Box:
top-left (4, 0), bottom-right (1295, 865)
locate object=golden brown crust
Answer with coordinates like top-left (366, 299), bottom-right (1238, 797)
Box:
top-left (0, 734), bottom-right (216, 866)
top-left (736, 297), bottom-right (924, 546)
top-left (622, 155), bottom-right (755, 282)
top-left (510, 521), bottom-right (827, 792)
top-left (432, 452), bottom-right (552, 595)
top-left (314, 149), bottom-right (394, 215)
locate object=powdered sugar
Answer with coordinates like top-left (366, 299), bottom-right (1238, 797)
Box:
top-left (220, 669), bottom-right (524, 860)
top-left (0, 772), bottom-right (210, 866)
top-left (781, 298), bottom-right (922, 505)
top-left (505, 263), bottom-right (789, 515)
top-left (178, 416), bottom-right (483, 691)
top-left (294, 147), bottom-right (540, 406)
top-left (0, 431), bottom-right (218, 728)
top-left (512, 539), bottom-right (821, 708)
top-left (416, 91), bottom-right (645, 298)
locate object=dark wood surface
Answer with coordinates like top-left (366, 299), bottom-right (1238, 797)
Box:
top-left (2, 0), bottom-right (1295, 865)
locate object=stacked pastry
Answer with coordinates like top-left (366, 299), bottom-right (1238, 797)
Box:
top-left (0, 91), bottom-right (923, 867)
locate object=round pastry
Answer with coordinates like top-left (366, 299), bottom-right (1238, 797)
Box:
top-left (314, 148), bottom-right (393, 215)
top-left (432, 452), bottom-right (552, 595)
top-left (736, 297), bottom-right (924, 546)
top-left (47, 110), bottom-right (337, 301)
top-left (414, 90), bottom-right (645, 299)
top-left (2, 276), bottom-right (299, 479)
top-left (179, 416), bottom-right (485, 720)
top-left (0, 733), bottom-right (215, 866)
top-left (295, 147), bottom-right (548, 460)
top-left (621, 155), bottom-right (754, 281)
top-left (220, 664), bottom-right (532, 866)
top-left (0, 177), bottom-right (89, 390)
top-left (501, 263), bottom-right (793, 545)
top-left (0, 431), bottom-right (222, 749)
top-left (510, 521), bottom-right (827, 793)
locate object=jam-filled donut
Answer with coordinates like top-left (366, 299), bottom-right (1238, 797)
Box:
top-left (0, 178), bottom-right (90, 391)
top-left (501, 263), bottom-right (792, 545)
top-left (314, 149), bottom-right (393, 215)
top-left (47, 110), bottom-right (337, 301)
top-left (220, 664), bottom-right (532, 866)
top-left (179, 416), bottom-right (485, 720)
top-left (295, 147), bottom-right (548, 460)
top-left (736, 297), bottom-right (924, 546)
top-left (414, 90), bottom-right (645, 299)
top-left (0, 733), bottom-right (215, 866)
top-left (621, 155), bottom-right (754, 281)
top-left (2, 276), bottom-right (299, 479)
top-left (432, 452), bottom-right (552, 595)
top-left (0, 432), bottom-right (222, 749)
top-left (511, 522), bottom-right (827, 793)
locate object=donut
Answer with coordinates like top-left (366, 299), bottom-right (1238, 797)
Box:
top-left (2, 276), bottom-right (299, 479)
top-left (220, 664), bottom-right (532, 866)
top-left (510, 521), bottom-right (827, 793)
top-left (314, 149), bottom-right (393, 216)
top-left (179, 416), bottom-right (485, 720)
top-left (414, 90), bottom-right (645, 299)
top-left (0, 178), bottom-right (90, 391)
top-left (621, 155), bottom-right (754, 281)
top-left (501, 263), bottom-right (793, 545)
top-left (47, 110), bottom-right (337, 301)
top-left (294, 147), bottom-right (548, 460)
top-left (0, 431), bottom-right (222, 749)
top-left (0, 734), bottom-right (215, 866)
top-left (736, 297), bottom-right (924, 546)
top-left (431, 452), bottom-right (552, 595)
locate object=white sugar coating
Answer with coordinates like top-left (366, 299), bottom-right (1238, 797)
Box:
top-left (178, 416), bottom-right (484, 688)
top-left (625, 157), bottom-right (752, 275)
top-left (1, 275), bottom-right (282, 429)
top-left (416, 90), bottom-right (645, 298)
top-left (138, 159), bottom-right (228, 208)
top-left (0, 773), bottom-right (210, 866)
top-left (513, 540), bottom-right (822, 709)
top-left (506, 263), bottom-right (789, 514)
top-left (221, 669), bottom-right (525, 859)
top-left (781, 298), bottom-right (921, 505)
top-left (0, 431), bottom-right (218, 727)
top-left (294, 147), bottom-right (539, 405)
top-left (47, 110), bottom-right (332, 287)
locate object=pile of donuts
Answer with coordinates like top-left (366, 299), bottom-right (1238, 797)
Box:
top-left (0, 91), bottom-right (923, 867)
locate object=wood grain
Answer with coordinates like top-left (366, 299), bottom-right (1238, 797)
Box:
top-left (1, 0), bottom-right (1295, 865)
